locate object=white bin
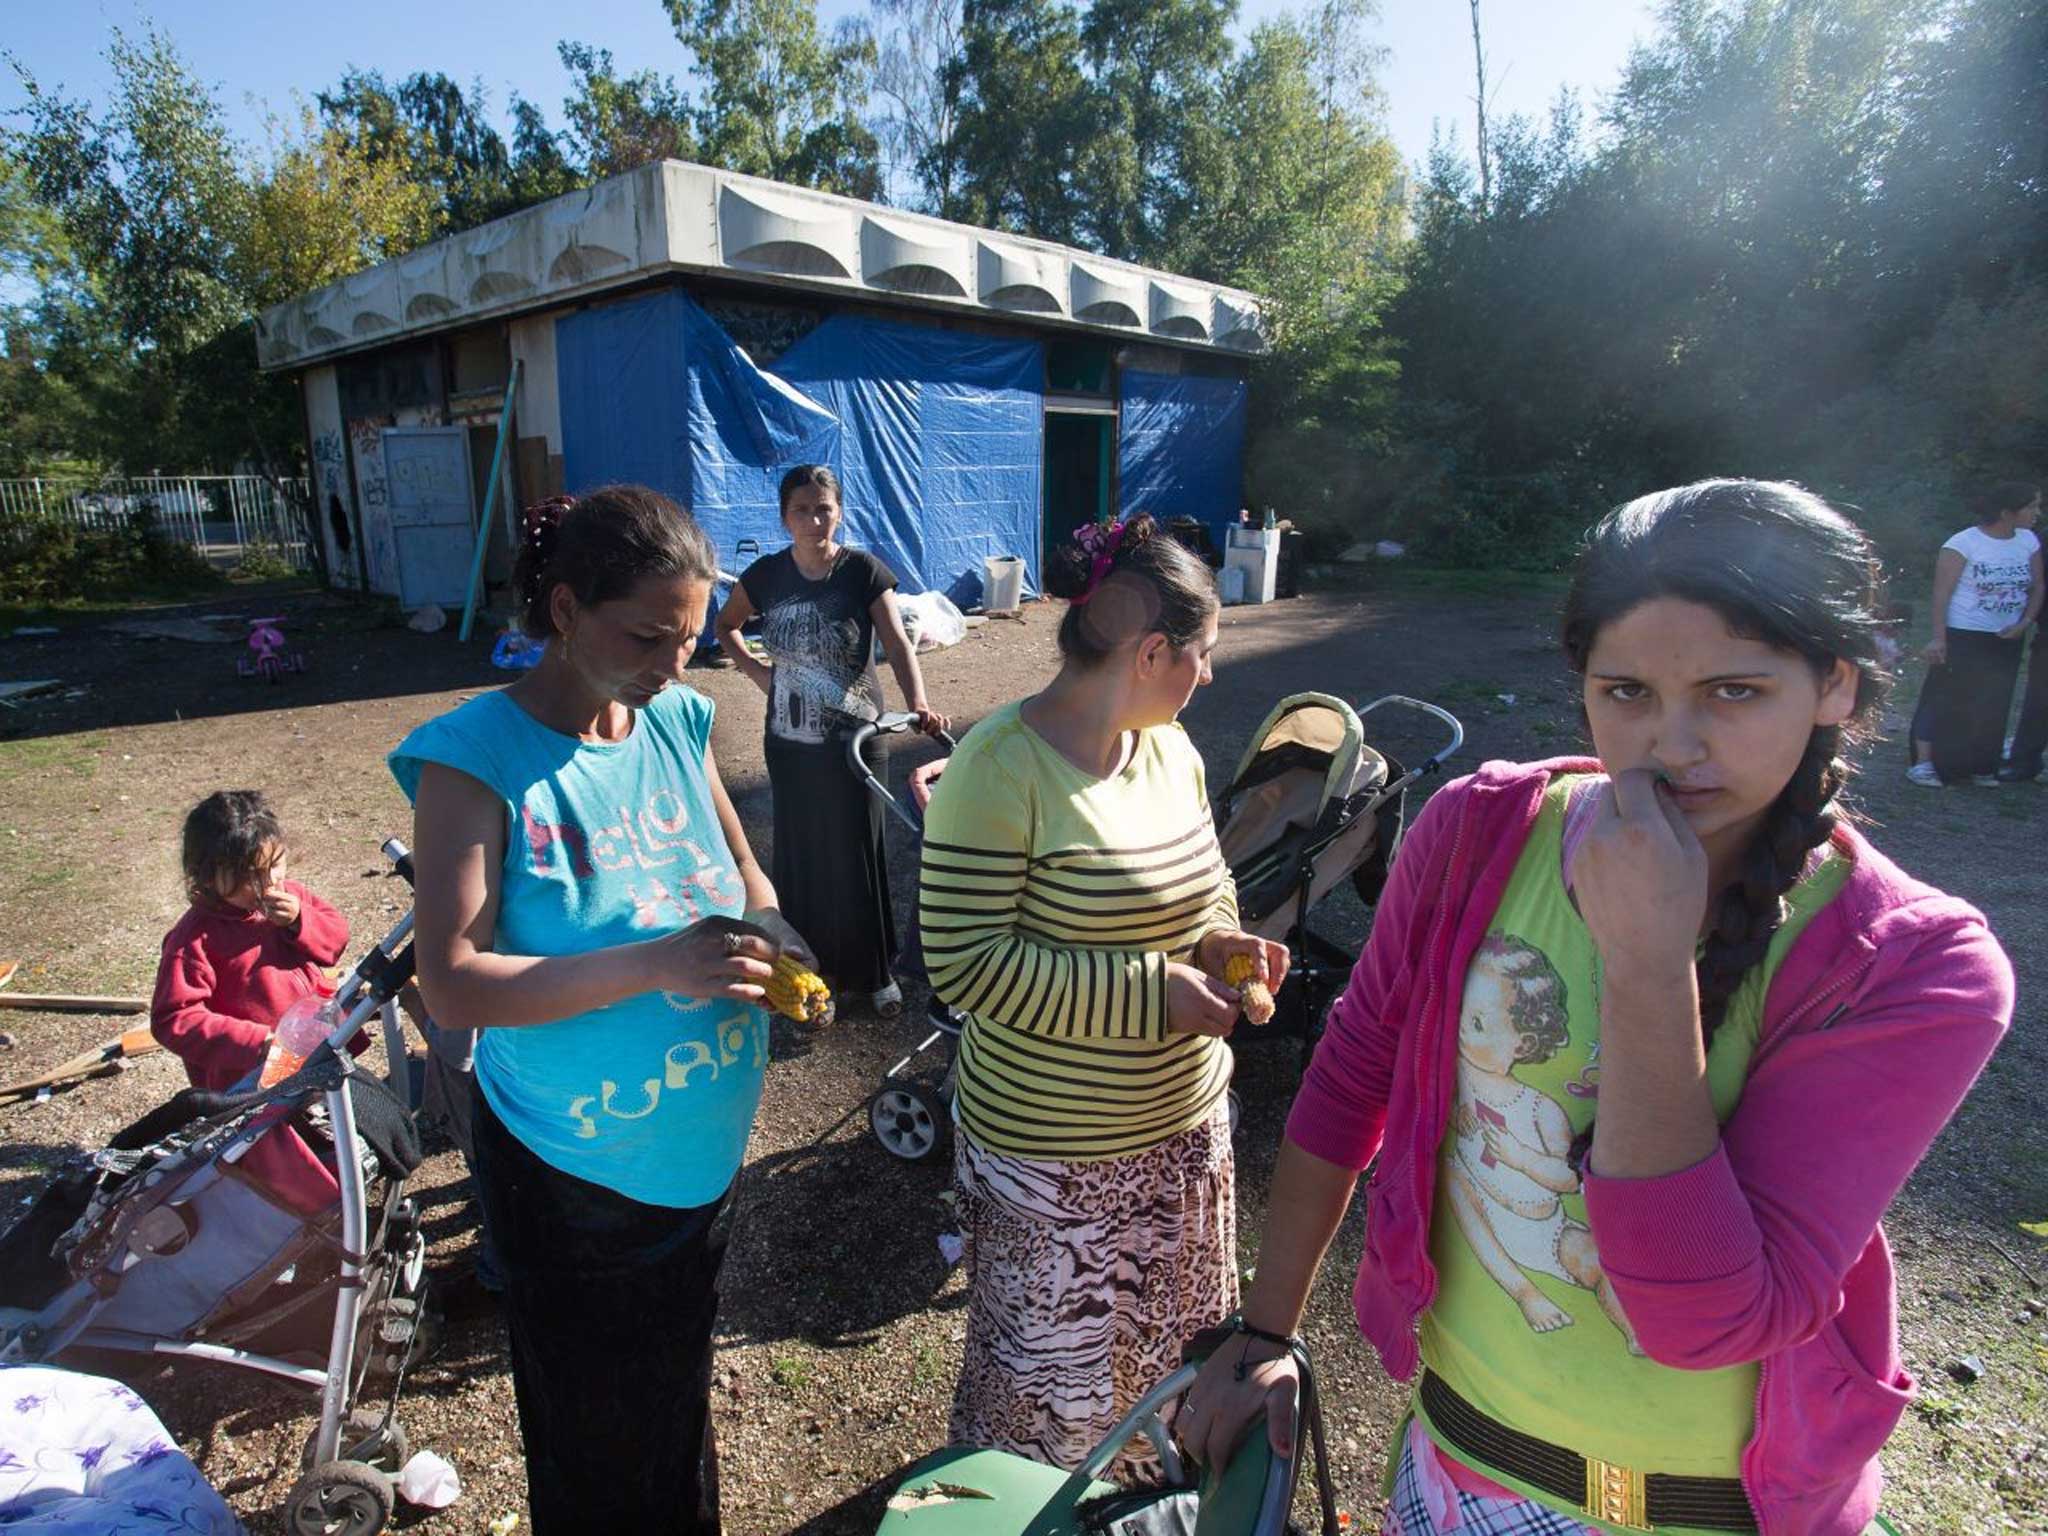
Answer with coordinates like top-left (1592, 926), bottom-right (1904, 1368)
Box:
top-left (983, 554), bottom-right (1026, 613)
top-left (1222, 527), bottom-right (1279, 605)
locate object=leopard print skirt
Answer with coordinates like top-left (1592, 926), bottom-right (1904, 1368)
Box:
top-left (948, 1099), bottom-right (1238, 1481)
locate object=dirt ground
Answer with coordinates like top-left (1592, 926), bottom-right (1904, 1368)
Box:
top-left (0, 575), bottom-right (2041, 1535)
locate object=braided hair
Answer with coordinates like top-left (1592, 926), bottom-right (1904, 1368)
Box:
top-left (512, 485), bottom-right (716, 639)
top-left (1560, 480), bottom-right (1890, 1174)
top-left (1043, 513), bottom-right (1217, 664)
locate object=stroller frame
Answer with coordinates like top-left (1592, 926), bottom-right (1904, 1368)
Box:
top-left (849, 711), bottom-right (963, 1164)
top-left (1, 838), bottom-right (428, 1532)
top-left (1221, 695), bottom-right (1463, 1044)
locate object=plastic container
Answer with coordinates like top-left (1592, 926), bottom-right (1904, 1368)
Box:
top-left (982, 554), bottom-right (1025, 614)
top-left (258, 991), bottom-right (340, 1088)
top-left (1219, 564), bottom-right (1249, 605)
top-left (1223, 526), bottom-right (1280, 604)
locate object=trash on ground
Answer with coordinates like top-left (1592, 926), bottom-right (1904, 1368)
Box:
top-left (1947, 1354), bottom-right (1985, 1383)
top-left (396, 1449), bottom-right (462, 1508)
top-left (491, 632), bottom-right (547, 671)
top-left (407, 604), bottom-right (448, 634)
top-left (937, 1231), bottom-right (964, 1267)
top-left (886, 1482), bottom-right (993, 1511)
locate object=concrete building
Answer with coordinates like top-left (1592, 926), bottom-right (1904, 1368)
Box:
top-left (259, 159), bottom-right (1263, 609)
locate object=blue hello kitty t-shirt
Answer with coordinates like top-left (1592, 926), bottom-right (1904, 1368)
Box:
top-left (390, 685), bottom-right (765, 1208)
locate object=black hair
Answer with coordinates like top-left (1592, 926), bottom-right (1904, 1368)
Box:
top-left (1042, 514), bottom-right (1218, 665)
top-left (778, 464), bottom-right (842, 517)
top-left (1976, 481), bottom-right (2041, 525)
top-left (182, 789), bottom-right (286, 904)
top-left (1560, 479), bottom-right (1889, 1172)
top-left (513, 485), bottom-right (717, 640)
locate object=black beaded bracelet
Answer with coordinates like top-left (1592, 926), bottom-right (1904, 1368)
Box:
top-left (1228, 1315), bottom-right (1302, 1350)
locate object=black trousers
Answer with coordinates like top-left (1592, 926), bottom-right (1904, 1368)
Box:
top-left (470, 1081), bottom-right (730, 1535)
top-left (2007, 632), bottom-right (2048, 778)
top-left (1929, 627), bottom-right (2025, 782)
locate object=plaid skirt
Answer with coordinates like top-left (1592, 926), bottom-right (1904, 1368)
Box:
top-left (948, 1099), bottom-right (1237, 1480)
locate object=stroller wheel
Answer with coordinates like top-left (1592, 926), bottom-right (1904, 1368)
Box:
top-left (303, 1409), bottom-right (409, 1476)
top-left (284, 1460), bottom-right (393, 1536)
top-left (1226, 1088), bottom-right (1243, 1140)
top-left (869, 1083), bottom-right (948, 1162)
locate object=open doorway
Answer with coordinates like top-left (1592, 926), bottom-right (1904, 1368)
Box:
top-left (1043, 409), bottom-right (1114, 560)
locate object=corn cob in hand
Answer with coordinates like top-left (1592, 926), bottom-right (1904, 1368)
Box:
top-left (1224, 952), bottom-right (1275, 1026)
top-left (765, 952), bottom-right (833, 1023)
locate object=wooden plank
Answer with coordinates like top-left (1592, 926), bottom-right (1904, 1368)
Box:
top-left (0, 992), bottom-right (150, 1014)
top-left (0, 1026), bottom-right (159, 1102)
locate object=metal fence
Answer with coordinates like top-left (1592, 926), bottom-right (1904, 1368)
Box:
top-left (0, 475), bottom-right (316, 571)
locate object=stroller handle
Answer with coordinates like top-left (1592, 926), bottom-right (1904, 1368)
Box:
top-left (848, 712), bottom-right (959, 834)
top-left (1359, 694), bottom-right (1465, 776)
top-left (381, 836), bottom-right (415, 888)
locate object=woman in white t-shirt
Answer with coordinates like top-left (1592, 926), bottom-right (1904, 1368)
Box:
top-left (1908, 481), bottom-right (2043, 786)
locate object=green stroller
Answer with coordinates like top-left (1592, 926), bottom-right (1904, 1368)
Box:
top-left (877, 1329), bottom-right (1342, 1536)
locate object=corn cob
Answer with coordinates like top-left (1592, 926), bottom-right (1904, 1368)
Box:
top-left (1224, 953), bottom-right (1275, 1026)
top-left (765, 953), bottom-right (832, 1023)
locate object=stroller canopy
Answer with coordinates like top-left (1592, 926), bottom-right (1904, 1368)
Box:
top-left (1216, 693), bottom-right (1390, 938)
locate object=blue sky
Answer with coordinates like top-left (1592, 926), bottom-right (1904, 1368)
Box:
top-left (5, 0), bottom-right (1660, 178)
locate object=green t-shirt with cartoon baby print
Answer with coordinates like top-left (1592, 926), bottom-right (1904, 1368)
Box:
top-left (1415, 774), bottom-right (1852, 1532)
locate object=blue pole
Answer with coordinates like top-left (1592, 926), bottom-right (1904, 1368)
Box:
top-left (458, 358), bottom-right (523, 643)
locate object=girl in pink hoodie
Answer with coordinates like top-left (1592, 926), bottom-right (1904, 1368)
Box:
top-left (1180, 482), bottom-right (2012, 1536)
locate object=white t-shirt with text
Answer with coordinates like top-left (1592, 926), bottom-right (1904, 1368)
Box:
top-left (1942, 524), bottom-right (2040, 633)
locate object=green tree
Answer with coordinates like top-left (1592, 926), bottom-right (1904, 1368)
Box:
top-left (941, 0), bottom-right (1091, 242)
top-left (666, 0), bottom-right (881, 196)
top-left (316, 69), bottom-right (527, 230)
top-left (238, 104), bottom-right (443, 309)
top-left (1074, 0), bottom-right (1235, 265)
top-left (558, 41), bottom-right (695, 178)
top-left (867, 0), bottom-right (964, 208)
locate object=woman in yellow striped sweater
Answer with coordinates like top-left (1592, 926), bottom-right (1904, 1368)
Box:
top-left (920, 514), bottom-right (1289, 1476)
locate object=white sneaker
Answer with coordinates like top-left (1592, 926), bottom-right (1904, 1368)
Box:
top-left (1905, 762), bottom-right (1942, 788)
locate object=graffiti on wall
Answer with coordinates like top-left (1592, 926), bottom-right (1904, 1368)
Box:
top-left (348, 417), bottom-right (399, 594)
top-left (311, 432), bottom-right (353, 581)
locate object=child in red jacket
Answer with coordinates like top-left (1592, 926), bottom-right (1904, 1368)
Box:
top-left (152, 790), bottom-right (350, 1090)
top-left (151, 791), bottom-right (352, 1215)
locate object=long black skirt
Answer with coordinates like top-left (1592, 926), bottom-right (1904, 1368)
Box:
top-left (764, 729), bottom-right (896, 995)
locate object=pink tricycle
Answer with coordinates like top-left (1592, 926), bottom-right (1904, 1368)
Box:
top-left (236, 615), bottom-right (307, 682)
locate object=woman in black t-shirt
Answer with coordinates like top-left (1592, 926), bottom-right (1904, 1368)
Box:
top-left (715, 465), bottom-right (949, 1015)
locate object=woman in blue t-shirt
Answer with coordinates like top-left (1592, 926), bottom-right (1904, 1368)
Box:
top-left (392, 485), bottom-right (811, 1535)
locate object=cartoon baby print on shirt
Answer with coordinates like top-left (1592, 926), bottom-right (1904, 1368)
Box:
top-left (1442, 935), bottom-right (1643, 1352)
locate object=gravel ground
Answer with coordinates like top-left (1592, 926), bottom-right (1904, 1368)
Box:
top-left (0, 574), bottom-right (2039, 1534)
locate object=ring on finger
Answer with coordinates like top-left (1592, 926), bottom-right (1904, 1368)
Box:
top-left (722, 931), bottom-right (742, 956)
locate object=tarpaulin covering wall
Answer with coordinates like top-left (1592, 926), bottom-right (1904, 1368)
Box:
top-left (1117, 369), bottom-right (1248, 530)
top-left (557, 290), bottom-right (1043, 600)
top-left (775, 315), bottom-right (1044, 601)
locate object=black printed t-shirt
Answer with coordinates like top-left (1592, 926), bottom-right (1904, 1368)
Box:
top-left (738, 547), bottom-right (897, 745)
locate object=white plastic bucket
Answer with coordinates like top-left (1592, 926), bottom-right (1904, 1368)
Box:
top-left (983, 554), bottom-right (1025, 613)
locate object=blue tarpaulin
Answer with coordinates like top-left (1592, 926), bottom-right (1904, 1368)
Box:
top-left (1118, 370), bottom-right (1248, 531)
top-left (776, 315), bottom-right (1044, 602)
top-left (556, 291), bottom-right (1044, 602)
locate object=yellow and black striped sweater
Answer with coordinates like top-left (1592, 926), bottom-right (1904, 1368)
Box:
top-left (918, 702), bottom-right (1239, 1161)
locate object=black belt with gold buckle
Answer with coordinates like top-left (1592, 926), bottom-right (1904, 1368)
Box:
top-left (1418, 1370), bottom-right (1758, 1533)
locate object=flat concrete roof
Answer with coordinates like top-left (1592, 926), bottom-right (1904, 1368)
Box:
top-left (257, 160), bottom-right (1268, 371)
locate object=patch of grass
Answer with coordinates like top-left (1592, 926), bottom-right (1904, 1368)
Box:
top-left (1912, 1391), bottom-right (1967, 1427)
top-left (911, 1345), bottom-right (944, 1388)
top-left (769, 1354), bottom-right (813, 1393)
top-left (0, 733), bottom-right (108, 785)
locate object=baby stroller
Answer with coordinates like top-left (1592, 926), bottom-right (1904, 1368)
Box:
top-left (0, 838), bottom-right (430, 1536)
top-left (877, 1327), bottom-right (1341, 1536)
top-left (1216, 694), bottom-right (1463, 1042)
top-left (849, 711), bottom-right (963, 1165)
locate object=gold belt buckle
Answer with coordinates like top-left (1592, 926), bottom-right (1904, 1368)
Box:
top-left (1584, 1456), bottom-right (1651, 1531)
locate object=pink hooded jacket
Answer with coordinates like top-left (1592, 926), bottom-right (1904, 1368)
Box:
top-left (1285, 758), bottom-right (2012, 1536)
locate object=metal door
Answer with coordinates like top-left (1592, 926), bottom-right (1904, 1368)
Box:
top-left (382, 427), bottom-right (477, 609)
